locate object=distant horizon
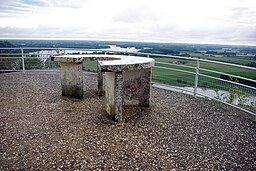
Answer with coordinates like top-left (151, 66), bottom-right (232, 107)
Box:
top-left (1, 38), bottom-right (255, 47)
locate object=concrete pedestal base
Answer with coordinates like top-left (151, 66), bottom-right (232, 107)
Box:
top-left (105, 68), bottom-right (151, 121)
top-left (97, 62), bottom-right (104, 96)
top-left (123, 68), bottom-right (151, 107)
top-left (60, 62), bottom-right (83, 99)
top-left (105, 72), bottom-right (123, 121)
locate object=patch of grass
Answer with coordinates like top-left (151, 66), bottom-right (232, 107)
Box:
top-left (83, 61), bottom-right (97, 72)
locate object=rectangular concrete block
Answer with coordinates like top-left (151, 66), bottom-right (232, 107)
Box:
top-left (104, 68), bottom-right (152, 121)
top-left (105, 72), bottom-right (123, 121)
top-left (123, 68), bottom-right (151, 107)
top-left (60, 62), bottom-right (83, 99)
top-left (97, 62), bottom-right (104, 96)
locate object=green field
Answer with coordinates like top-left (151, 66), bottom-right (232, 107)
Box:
top-left (155, 57), bottom-right (256, 80)
top-left (187, 52), bottom-right (255, 66)
top-left (83, 61), bottom-right (98, 72)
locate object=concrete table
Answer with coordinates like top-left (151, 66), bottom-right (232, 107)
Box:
top-left (52, 54), bottom-right (155, 121)
top-left (99, 56), bottom-right (155, 121)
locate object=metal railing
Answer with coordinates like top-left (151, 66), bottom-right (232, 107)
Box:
top-left (0, 47), bottom-right (255, 117)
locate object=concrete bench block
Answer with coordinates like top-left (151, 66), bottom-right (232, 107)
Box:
top-left (104, 68), bottom-right (151, 121)
top-left (123, 68), bottom-right (151, 107)
top-left (97, 62), bottom-right (104, 96)
top-left (60, 62), bottom-right (83, 99)
top-left (105, 72), bottom-right (123, 121)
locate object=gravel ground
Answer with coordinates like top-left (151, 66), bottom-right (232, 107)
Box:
top-left (0, 72), bottom-right (255, 170)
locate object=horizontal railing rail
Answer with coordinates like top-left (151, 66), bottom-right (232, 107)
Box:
top-left (0, 47), bottom-right (255, 117)
top-left (154, 66), bottom-right (196, 75)
top-left (199, 67), bottom-right (256, 83)
top-left (198, 73), bottom-right (256, 90)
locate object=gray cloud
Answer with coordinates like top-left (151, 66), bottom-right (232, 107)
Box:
top-left (19, 0), bottom-right (49, 7)
top-left (140, 24), bottom-right (256, 45)
top-left (48, 0), bottom-right (86, 9)
top-left (230, 7), bottom-right (256, 24)
top-left (0, 26), bottom-right (92, 39)
top-left (0, 0), bottom-right (49, 14)
top-left (0, 24), bottom-right (255, 45)
top-left (207, 6), bottom-right (256, 25)
top-left (0, 0), bottom-right (84, 17)
top-left (112, 7), bottom-right (159, 23)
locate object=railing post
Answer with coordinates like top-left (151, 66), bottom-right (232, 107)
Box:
top-left (147, 54), bottom-right (150, 58)
top-left (48, 50), bottom-right (53, 69)
top-left (194, 60), bottom-right (200, 97)
top-left (21, 48), bottom-right (25, 73)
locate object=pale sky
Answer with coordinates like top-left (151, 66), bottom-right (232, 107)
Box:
top-left (0, 0), bottom-right (256, 45)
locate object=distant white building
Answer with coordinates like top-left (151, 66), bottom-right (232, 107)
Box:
top-left (197, 50), bottom-right (207, 53)
top-left (222, 48), bottom-right (232, 50)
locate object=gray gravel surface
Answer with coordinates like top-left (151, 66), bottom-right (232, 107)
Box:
top-left (0, 72), bottom-right (255, 170)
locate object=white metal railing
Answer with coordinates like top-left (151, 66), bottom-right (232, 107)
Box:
top-left (0, 47), bottom-right (255, 117)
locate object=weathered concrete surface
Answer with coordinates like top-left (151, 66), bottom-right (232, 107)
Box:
top-left (99, 56), bottom-right (154, 121)
top-left (123, 68), bottom-right (151, 107)
top-left (97, 61), bottom-right (104, 96)
top-left (52, 55), bottom-right (120, 63)
top-left (99, 58), bottom-right (154, 72)
top-left (104, 68), bottom-right (152, 121)
top-left (105, 72), bottom-right (123, 121)
top-left (60, 62), bottom-right (83, 99)
top-left (52, 56), bottom-right (83, 63)
top-left (114, 72), bottom-right (123, 121)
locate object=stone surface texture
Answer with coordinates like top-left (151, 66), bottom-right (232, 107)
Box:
top-left (113, 72), bottom-right (123, 121)
top-left (0, 72), bottom-right (256, 170)
top-left (104, 69), bottom-right (151, 120)
top-left (52, 55), bottom-right (120, 62)
top-left (105, 72), bottom-right (116, 116)
top-left (60, 62), bottom-right (83, 99)
top-left (123, 68), bottom-right (151, 107)
top-left (97, 61), bottom-right (104, 96)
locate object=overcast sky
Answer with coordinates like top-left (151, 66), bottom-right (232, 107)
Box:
top-left (0, 0), bottom-right (256, 45)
